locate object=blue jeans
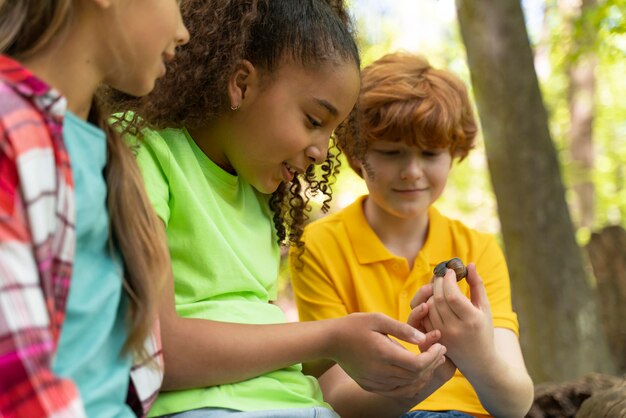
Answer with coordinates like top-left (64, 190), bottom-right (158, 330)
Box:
top-left (161, 407), bottom-right (340, 418)
top-left (400, 411), bottom-right (475, 418)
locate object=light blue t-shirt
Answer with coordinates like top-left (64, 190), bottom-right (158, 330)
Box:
top-left (53, 111), bottom-right (133, 417)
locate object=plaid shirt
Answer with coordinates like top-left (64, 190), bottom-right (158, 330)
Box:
top-left (0, 55), bottom-right (163, 418)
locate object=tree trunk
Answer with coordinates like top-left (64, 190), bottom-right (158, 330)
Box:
top-left (586, 225), bottom-right (626, 373)
top-left (455, 0), bottom-right (615, 382)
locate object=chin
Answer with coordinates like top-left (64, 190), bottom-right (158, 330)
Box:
top-left (115, 78), bottom-right (156, 98)
top-left (133, 82), bottom-right (157, 97)
top-left (253, 181), bottom-right (280, 195)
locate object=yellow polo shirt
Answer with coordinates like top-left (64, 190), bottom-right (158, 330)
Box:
top-left (289, 195), bottom-right (519, 417)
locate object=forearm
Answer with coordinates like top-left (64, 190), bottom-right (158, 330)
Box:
top-left (461, 353), bottom-right (533, 417)
top-left (324, 383), bottom-right (413, 418)
top-left (160, 314), bottom-right (338, 390)
top-left (0, 252), bottom-right (87, 416)
top-left (320, 366), bottom-right (447, 418)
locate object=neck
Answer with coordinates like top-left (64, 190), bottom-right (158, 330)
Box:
top-left (21, 24), bottom-right (101, 119)
top-left (363, 197), bottom-right (430, 268)
top-left (187, 119), bottom-right (234, 173)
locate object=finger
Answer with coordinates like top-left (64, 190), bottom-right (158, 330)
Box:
top-left (421, 344), bottom-right (448, 376)
top-left (379, 333), bottom-right (445, 374)
top-left (418, 329), bottom-right (441, 352)
top-left (415, 343), bottom-right (447, 377)
top-left (410, 283), bottom-right (434, 309)
top-left (375, 314), bottom-right (426, 345)
top-left (435, 269), bottom-right (464, 322)
top-left (430, 276), bottom-right (448, 326)
top-left (441, 269), bottom-right (468, 320)
top-left (382, 362), bottom-right (438, 383)
top-left (407, 302), bottom-right (429, 331)
top-left (356, 355), bottom-right (441, 389)
top-left (466, 263), bottom-right (491, 313)
top-left (354, 376), bottom-right (401, 393)
top-left (422, 314), bottom-right (435, 334)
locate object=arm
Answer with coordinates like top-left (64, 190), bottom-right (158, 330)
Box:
top-left (318, 347), bottom-right (451, 418)
top-left (314, 307), bottom-right (455, 418)
top-left (409, 264), bottom-right (534, 417)
top-left (0, 126), bottom-right (86, 417)
top-left (0, 244), bottom-right (86, 417)
top-left (159, 268), bottom-right (429, 392)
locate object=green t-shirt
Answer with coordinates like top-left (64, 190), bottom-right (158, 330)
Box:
top-left (134, 128), bottom-right (329, 416)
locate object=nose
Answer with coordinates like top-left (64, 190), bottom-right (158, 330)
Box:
top-left (305, 136), bottom-right (330, 165)
top-left (400, 155), bottom-right (423, 180)
top-left (176, 13), bottom-right (190, 46)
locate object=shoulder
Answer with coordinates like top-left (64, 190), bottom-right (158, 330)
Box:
top-left (133, 128), bottom-right (185, 166)
top-left (0, 80), bottom-right (46, 129)
top-left (0, 81), bottom-right (53, 157)
top-left (303, 203), bottom-right (354, 242)
top-left (430, 207), bottom-right (501, 256)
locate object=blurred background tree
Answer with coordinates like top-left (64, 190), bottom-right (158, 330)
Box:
top-left (277, 0), bottom-right (626, 385)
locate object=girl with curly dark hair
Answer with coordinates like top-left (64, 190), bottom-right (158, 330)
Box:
top-left (108, 1), bottom-right (448, 417)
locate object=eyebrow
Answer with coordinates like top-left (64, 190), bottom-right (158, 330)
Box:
top-left (314, 98), bottom-right (338, 116)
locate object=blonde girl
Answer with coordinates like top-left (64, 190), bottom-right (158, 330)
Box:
top-left (0, 1), bottom-right (188, 416)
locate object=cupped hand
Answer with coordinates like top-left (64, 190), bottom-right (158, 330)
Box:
top-left (331, 312), bottom-right (445, 393)
top-left (372, 342), bottom-right (449, 406)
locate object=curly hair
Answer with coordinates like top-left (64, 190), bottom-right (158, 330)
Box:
top-left (335, 52), bottom-right (478, 177)
top-left (107, 0), bottom-right (359, 248)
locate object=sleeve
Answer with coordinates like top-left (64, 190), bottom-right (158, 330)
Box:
top-left (0, 114), bottom-right (86, 417)
top-left (289, 226), bottom-right (350, 322)
top-left (474, 235), bottom-right (519, 334)
top-left (134, 131), bottom-right (172, 226)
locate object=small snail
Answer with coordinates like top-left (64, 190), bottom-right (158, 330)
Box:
top-left (433, 257), bottom-right (467, 281)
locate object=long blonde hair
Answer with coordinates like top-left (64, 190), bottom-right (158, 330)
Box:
top-left (0, 0), bottom-right (170, 359)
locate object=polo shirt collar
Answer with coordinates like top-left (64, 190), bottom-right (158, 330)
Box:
top-left (343, 195), bottom-right (454, 268)
top-left (343, 195), bottom-right (395, 264)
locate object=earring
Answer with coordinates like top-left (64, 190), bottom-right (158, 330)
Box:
top-left (230, 104), bottom-right (240, 111)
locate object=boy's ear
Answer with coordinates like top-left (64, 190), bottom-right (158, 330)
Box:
top-left (228, 60), bottom-right (259, 110)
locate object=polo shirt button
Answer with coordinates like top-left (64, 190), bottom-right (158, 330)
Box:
top-left (392, 263), bottom-right (400, 271)
top-left (400, 291), bottom-right (408, 298)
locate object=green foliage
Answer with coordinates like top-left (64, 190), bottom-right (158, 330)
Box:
top-left (541, 0), bottom-right (626, 239)
top-left (280, 1), bottom-right (626, 298)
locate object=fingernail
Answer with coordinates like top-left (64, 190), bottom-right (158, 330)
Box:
top-left (418, 304), bottom-right (424, 313)
top-left (414, 330), bottom-right (425, 343)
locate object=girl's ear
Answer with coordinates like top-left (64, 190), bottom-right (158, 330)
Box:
top-left (228, 60), bottom-right (258, 110)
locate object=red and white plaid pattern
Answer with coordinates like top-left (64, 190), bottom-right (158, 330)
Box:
top-left (0, 54), bottom-right (163, 418)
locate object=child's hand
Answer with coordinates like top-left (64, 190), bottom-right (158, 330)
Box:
top-left (407, 284), bottom-right (434, 333)
top-left (372, 342), bottom-right (450, 407)
top-left (412, 306), bottom-right (457, 388)
top-left (414, 263), bottom-right (496, 372)
top-left (330, 312), bottom-right (447, 393)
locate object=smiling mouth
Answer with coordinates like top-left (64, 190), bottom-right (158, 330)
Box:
top-left (394, 187), bottom-right (428, 193)
top-left (281, 162), bottom-right (298, 183)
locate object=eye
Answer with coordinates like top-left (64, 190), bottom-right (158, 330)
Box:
top-left (307, 115), bottom-right (322, 128)
top-left (422, 149), bottom-right (444, 158)
top-left (373, 148), bottom-right (401, 156)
